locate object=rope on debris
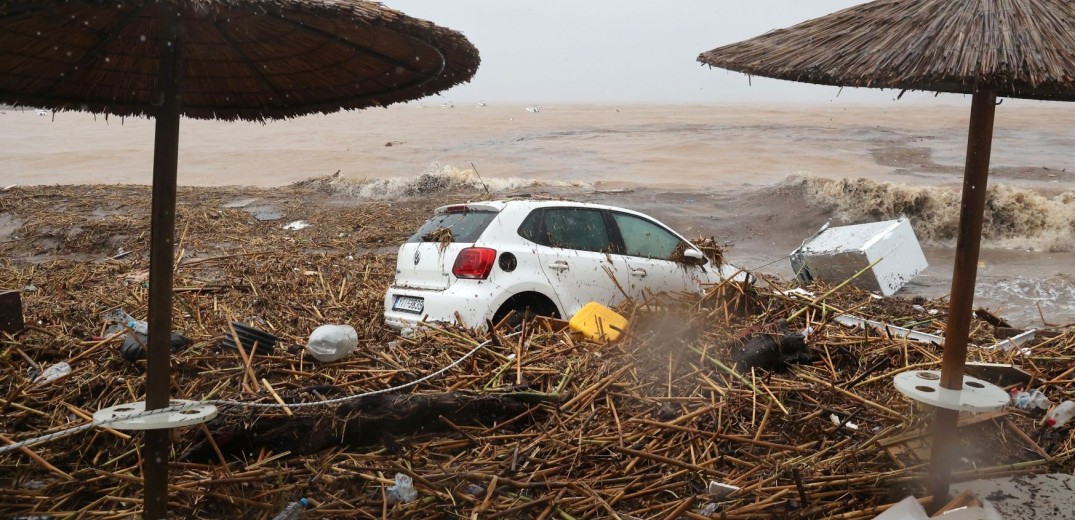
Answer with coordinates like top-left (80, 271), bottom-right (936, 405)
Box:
top-left (0, 336), bottom-right (493, 455)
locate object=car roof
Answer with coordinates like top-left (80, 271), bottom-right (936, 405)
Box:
top-left (433, 199), bottom-right (645, 216)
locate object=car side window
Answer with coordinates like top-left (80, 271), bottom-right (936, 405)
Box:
top-left (521, 208), bottom-right (612, 252)
top-left (611, 212), bottom-right (683, 260)
top-left (518, 209), bottom-right (543, 243)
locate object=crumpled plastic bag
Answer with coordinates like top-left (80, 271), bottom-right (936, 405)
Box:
top-left (306, 324), bottom-right (358, 362)
top-left (386, 473), bottom-right (417, 504)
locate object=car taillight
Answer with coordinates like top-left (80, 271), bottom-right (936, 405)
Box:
top-left (452, 247), bottom-right (497, 279)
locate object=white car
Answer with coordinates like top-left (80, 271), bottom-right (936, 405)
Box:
top-left (383, 200), bottom-right (745, 329)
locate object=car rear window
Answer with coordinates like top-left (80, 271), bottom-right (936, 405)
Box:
top-left (407, 209), bottom-right (497, 243)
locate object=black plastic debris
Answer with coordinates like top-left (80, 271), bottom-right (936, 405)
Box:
top-left (221, 322), bottom-right (277, 356)
top-left (0, 290), bottom-right (24, 334)
top-left (732, 332), bottom-right (815, 372)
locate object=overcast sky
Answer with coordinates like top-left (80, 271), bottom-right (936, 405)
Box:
top-left (387, 0), bottom-right (982, 105)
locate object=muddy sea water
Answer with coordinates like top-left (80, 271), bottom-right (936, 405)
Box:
top-left (2, 103), bottom-right (1073, 326)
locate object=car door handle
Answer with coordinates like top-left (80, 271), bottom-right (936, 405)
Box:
top-left (548, 261), bottom-right (569, 271)
top-left (631, 268), bottom-right (647, 277)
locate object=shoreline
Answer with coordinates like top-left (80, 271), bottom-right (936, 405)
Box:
top-left (3, 101), bottom-right (1072, 326)
top-left (2, 179), bottom-right (1072, 327)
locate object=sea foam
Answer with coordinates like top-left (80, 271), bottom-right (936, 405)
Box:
top-left (796, 176), bottom-right (1075, 252)
top-left (306, 163), bottom-right (590, 200)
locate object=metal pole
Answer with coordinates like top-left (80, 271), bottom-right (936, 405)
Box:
top-left (927, 89), bottom-right (996, 506)
top-left (144, 5), bottom-right (181, 519)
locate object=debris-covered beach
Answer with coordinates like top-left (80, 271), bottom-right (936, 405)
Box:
top-left (1, 171), bottom-right (1072, 518)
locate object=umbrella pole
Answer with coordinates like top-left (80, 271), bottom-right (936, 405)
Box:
top-left (144, 7), bottom-right (181, 520)
top-left (927, 89), bottom-right (997, 508)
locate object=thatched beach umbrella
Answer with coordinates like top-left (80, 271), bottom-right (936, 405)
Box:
top-left (0, 1), bottom-right (478, 517)
top-left (698, 0), bottom-right (1075, 504)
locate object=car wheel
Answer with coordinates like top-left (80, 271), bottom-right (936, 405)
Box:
top-left (493, 294), bottom-right (560, 330)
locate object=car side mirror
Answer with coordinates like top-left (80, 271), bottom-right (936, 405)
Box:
top-left (682, 248), bottom-right (707, 265)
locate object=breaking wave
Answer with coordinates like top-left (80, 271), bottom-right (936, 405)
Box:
top-left (299, 163), bottom-right (590, 200)
top-left (795, 176), bottom-right (1075, 252)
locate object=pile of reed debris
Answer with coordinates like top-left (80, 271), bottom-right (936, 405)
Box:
top-left (1, 184), bottom-right (1072, 519)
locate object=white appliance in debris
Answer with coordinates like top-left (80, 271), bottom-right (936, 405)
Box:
top-left (790, 217), bottom-right (927, 297)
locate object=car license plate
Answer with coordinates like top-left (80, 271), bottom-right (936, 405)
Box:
top-left (393, 296), bottom-right (424, 314)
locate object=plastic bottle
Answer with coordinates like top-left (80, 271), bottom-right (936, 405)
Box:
top-left (1046, 400), bottom-right (1075, 428)
top-left (271, 498), bottom-right (309, 520)
top-left (104, 309), bottom-right (148, 335)
top-left (34, 362), bottom-right (71, 384)
top-left (306, 325), bottom-right (358, 362)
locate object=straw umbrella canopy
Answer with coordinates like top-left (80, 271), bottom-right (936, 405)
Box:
top-left (0, 0), bottom-right (480, 120)
top-left (698, 0), bottom-right (1075, 101)
top-left (0, 1), bottom-right (478, 518)
top-left (698, 0), bottom-right (1075, 505)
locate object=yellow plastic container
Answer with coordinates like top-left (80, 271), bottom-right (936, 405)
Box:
top-left (569, 302), bottom-right (629, 342)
